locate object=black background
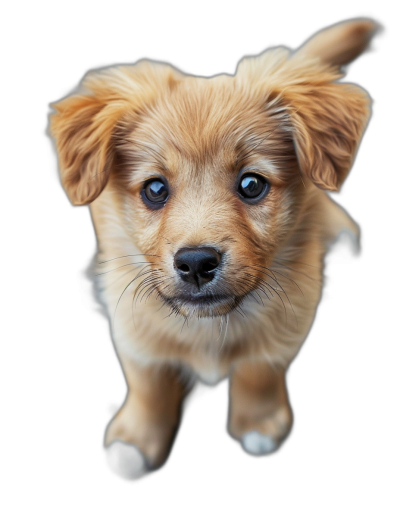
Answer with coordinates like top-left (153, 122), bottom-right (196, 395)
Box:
top-left (27, 2), bottom-right (397, 528)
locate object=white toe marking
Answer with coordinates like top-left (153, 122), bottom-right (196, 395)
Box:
top-left (241, 431), bottom-right (278, 455)
top-left (106, 441), bottom-right (147, 479)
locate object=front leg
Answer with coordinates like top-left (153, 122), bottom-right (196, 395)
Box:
top-left (105, 356), bottom-right (191, 478)
top-left (228, 359), bottom-right (293, 455)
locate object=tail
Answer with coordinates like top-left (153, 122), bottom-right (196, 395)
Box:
top-left (294, 18), bottom-right (381, 68)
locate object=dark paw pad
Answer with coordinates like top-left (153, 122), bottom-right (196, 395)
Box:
top-left (106, 441), bottom-right (152, 480)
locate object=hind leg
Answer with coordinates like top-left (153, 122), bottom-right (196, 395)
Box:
top-left (228, 359), bottom-right (293, 455)
top-left (322, 194), bottom-right (360, 254)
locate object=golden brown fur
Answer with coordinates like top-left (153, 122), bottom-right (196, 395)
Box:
top-left (50, 19), bottom-right (377, 477)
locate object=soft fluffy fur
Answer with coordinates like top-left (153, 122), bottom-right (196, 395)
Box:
top-left (50, 19), bottom-right (377, 478)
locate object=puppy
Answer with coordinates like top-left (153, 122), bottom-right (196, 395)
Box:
top-left (50, 19), bottom-right (377, 478)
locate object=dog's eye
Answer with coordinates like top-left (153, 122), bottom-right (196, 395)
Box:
top-left (237, 173), bottom-right (270, 202)
top-left (141, 179), bottom-right (169, 208)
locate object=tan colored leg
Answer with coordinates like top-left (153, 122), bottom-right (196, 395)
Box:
top-left (228, 359), bottom-right (293, 455)
top-left (105, 357), bottom-right (191, 471)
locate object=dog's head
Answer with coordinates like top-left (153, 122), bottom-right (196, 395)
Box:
top-left (51, 20), bottom-right (375, 318)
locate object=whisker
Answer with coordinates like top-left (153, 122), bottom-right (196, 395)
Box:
top-left (95, 264), bottom-right (143, 291)
top-left (264, 279), bottom-right (298, 329)
top-left (98, 253), bottom-right (161, 264)
top-left (217, 314), bottom-right (229, 354)
top-left (139, 276), bottom-right (166, 303)
top-left (269, 268), bottom-right (304, 295)
top-left (264, 282), bottom-right (288, 323)
top-left (275, 263), bottom-right (319, 284)
top-left (217, 315), bottom-right (223, 340)
top-left (144, 278), bottom-right (173, 304)
top-left (133, 272), bottom-right (163, 304)
top-left (180, 313), bottom-right (190, 334)
top-left (244, 265), bottom-right (286, 292)
top-left (273, 258), bottom-right (320, 283)
top-left (274, 257), bottom-right (319, 269)
top-left (243, 272), bottom-right (274, 298)
top-left (155, 282), bottom-right (173, 305)
top-left (95, 262), bottom-right (153, 276)
top-left (113, 266), bottom-right (151, 329)
top-left (257, 285), bottom-right (273, 301)
top-left (231, 297), bottom-right (248, 319)
top-left (249, 290), bottom-right (265, 306)
top-left (243, 265), bottom-right (299, 328)
top-left (244, 270), bottom-right (289, 321)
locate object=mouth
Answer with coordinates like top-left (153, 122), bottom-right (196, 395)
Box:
top-left (159, 291), bottom-right (241, 318)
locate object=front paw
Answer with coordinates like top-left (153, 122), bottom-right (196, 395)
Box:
top-left (104, 402), bottom-right (177, 478)
top-left (105, 441), bottom-right (148, 479)
top-left (230, 404), bottom-right (293, 456)
top-left (241, 431), bottom-right (278, 455)
top-left (240, 406), bottom-right (293, 456)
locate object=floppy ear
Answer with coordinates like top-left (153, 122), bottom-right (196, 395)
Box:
top-left (283, 18), bottom-right (377, 191)
top-left (50, 92), bottom-right (118, 205)
top-left (236, 19), bottom-right (377, 191)
top-left (50, 63), bottom-right (181, 205)
top-left (283, 80), bottom-right (371, 191)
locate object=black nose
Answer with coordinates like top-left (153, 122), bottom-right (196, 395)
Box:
top-left (174, 247), bottom-right (222, 287)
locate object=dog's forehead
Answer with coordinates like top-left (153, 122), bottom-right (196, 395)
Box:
top-left (149, 77), bottom-right (267, 149)
top-left (124, 76), bottom-right (289, 182)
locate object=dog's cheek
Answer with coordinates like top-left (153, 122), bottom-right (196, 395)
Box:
top-left (120, 194), bottom-right (166, 257)
top-left (246, 186), bottom-right (299, 257)
top-left (244, 193), bottom-right (282, 255)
